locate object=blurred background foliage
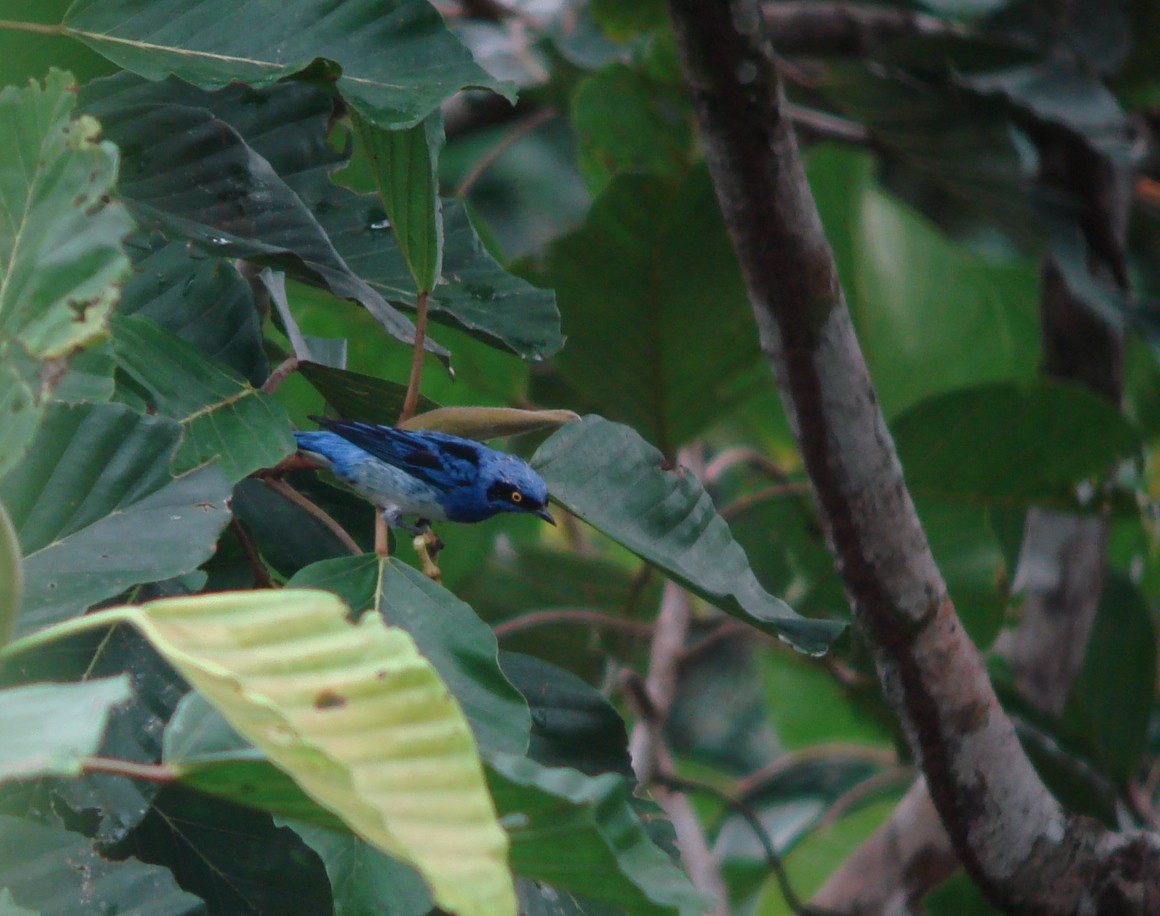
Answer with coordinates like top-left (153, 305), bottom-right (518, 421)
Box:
top-left (1, 0), bottom-right (1160, 913)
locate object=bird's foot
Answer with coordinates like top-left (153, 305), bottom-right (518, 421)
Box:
top-left (411, 520), bottom-right (443, 583)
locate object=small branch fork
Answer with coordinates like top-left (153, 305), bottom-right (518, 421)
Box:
top-left (662, 0), bottom-right (1160, 911)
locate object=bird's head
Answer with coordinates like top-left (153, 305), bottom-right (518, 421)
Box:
top-left (481, 454), bottom-right (555, 525)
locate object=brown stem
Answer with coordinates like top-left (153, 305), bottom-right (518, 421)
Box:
top-left (230, 518), bottom-right (274, 589)
top-left (399, 290), bottom-right (429, 426)
top-left (83, 756), bottom-right (176, 782)
top-left (261, 356), bottom-right (300, 394)
top-left (263, 477), bottom-right (362, 556)
top-left (454, 107), bottom-right (557, 197)
top-left (664, 0), bottom-right (1160, 910)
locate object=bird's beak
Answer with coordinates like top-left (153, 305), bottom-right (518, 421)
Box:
top-left (536, 507), bottom-right (557, 526)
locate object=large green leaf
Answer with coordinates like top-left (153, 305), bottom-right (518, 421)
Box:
top-left (526, 167), bottom-right (767, 454)
top-left (110, 314), bottom-right (294, 480)
top-left (809, 146), bottom-right (1038, 418)
top-left (6, 589), bottom-right (517, 916)
top-left (85, 73), bottom-right (560, 360)
top-left (488, 752), bottom-right (709, 915)
top-left (288, 555), bottom-right (532, 756)
top-left (1065, 575), bottom-right (1157, 784)
top-left (353, 111), bottom-right (444, 294)
top-left (118, 233), bottom-right (267, 383)
top-left (892, 381), bottom-right (1140, 505)
top-left (0, 816), bottom-right (203, 915)
top-left (0, 675), bottom-right (130, 782)
top-left (298, 361), bottom-right (438, 426)
top-left (533, 416), bottom-right (845, 655)
top-left (83, 97), bottom-right (437, 359)
top-left (62, 0), bottom-right (512, 129)
top-left (282, 821), bottom-right (434, 916)
top-left (0, 499), bottom-right (19, 644)
top-left (0, 403), bottom-right (231, 634)
top-left (0, 69), bottom-right (133, 477)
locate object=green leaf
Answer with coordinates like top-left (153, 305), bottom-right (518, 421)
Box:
top-left (0, 675), bottom-right (130, 782)
top-left (0, 499), bottom-right (19, 644)
top-left (892, 381), bottom-right (1140, 505)
top-left (337, 198), bottom-right (564, 361)
top-left (0, 69), bottom-right (133, 477)
top-left (281, 820), bottom-right (434, 916)
top-left (0, 816), bottom-right (203, 915)
top-left (17, 589), bottom-right (518, 916)
top-left (353, 111), bottom-right (444, 294)
top-left (488, 752), bottom-right (709, 915)
top-left (533, 416), bottom-right (845, 655)
top-left (63, 0), bottom-right (513, 129)
top-left (0, 888), bottom-right (38, 916)
top-left (526, 167), bottom-right (767, 454)
top-left (1065, 574), bottom-right (1157, 784)
top-left (0, 402), bottom-right (232, 635)
top-left (401, 406), bottom-right (579, 440)
top-left (500, 652), bottom-right (633, 777)
top-left (287, 555), bottom-right (532, 756)
top-left (572, 62), bottom-right (693, 195)
top-left (118, 233), bottom-right (267, 384)
top-left (78, 80), bottom-right (441, 360)
top-left (299, 361), bottom-right (438, 426)
top-left (808, 146), bottom-right (1038, 418)
top-left (110, 314), bottom-right (295, 481)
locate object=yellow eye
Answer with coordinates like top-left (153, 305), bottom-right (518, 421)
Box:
top-left (510, 490), bottom-right (523, 503)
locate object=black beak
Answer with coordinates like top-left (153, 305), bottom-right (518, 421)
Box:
top-left (535, 506), bottom-right (557, 526)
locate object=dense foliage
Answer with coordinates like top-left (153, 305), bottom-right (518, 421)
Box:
top-left (1, 0), bottom-right (1160, 913)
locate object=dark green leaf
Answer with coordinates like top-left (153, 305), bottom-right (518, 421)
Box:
top-left (298, 361), bottom-right (438, 426)
top-left (1065, 574), bottom-right (1157, 784)
top-left (0, 676), bottom-right (130, 782)
top-left (488, 752), bottom-right (709, 915)
top-left (64, 0), bottom-right (512, 129)
top-left (526, 168), bottom-right (767, 454)
top-left (0, 815), bottom-right (204, 915)
top-left (809, 146), bottom-right (1038, 418)
top-left (281, 820), bottom-right (434, 916)
top-left (78, 80), bottom-right (440, 358)
top-left (499, 652), bottom-right (633, 778)
top-left (892, 381), bottom-right (1140, 505)
top-left (533, 416), bottom-right (845, 655)
top-left (0, 403), bottom-right (231, 634)
top-left (353, 111), bottom-right (444, 293)
top-left (110, 314), bottom-right (295, 481)
top-left (287, 555), bottom-right (532, 755)
top-left (118, 234), bottom-right (267, 384)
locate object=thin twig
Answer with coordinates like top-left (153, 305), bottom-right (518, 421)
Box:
top-left (736, 744), bottom-right (899, 797)
top-left (262, 477), bottom-right (362, 555)
top-left (704, 447), bottom-right (792, 484)
top-left (83, 756), bottom-right (176, 783)
top-left (399, 290), bottom-right (430, 426)
top-left (454, 107), bottom-right (556, 197)
top-left (493, 608), bottom-right (654, 639)
top-left (230, 518), bottom-right (274, 588)
top-left (654, 773), bottom-right (844, 916)
top-left (814, 766), bottom-right (916, 830)
top-left (719, 482), bottom-right (811, 520)
top-left (261, 356), bottom-right (300, 394)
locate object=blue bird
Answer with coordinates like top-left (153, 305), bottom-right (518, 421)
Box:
top-left (294, 416), bottom-right (555, 531)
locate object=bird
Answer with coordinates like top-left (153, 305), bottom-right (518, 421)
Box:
top-left (293, 416), bottom-right (556, 532)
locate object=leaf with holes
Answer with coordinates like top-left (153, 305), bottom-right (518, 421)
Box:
top-left (0, 69), bottom-right (133, 477)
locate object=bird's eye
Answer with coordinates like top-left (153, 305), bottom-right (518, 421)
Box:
top-left (510, 490), bottom-right (523, 503)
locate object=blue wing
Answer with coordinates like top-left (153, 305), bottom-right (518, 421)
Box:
top-left (306, 416), bottom-right (484, 490)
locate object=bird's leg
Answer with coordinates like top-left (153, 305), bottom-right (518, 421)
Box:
top-left (411, 518), bottom-right (444, 583)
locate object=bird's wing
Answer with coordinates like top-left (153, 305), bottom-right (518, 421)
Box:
top-left (307, 417), bottom-right (482, 489)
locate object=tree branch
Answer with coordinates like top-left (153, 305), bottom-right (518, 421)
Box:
top-left (762, 2), bottom-right (966, 57)
top-left (663, 0), bottom-right (1160, 910)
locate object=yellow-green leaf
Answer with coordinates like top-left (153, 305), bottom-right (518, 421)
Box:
top-left (15, 590), bottom-right (516, 916)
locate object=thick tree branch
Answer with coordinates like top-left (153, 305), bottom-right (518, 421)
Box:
top-left (663, 0), bottom-right (1160, 910)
